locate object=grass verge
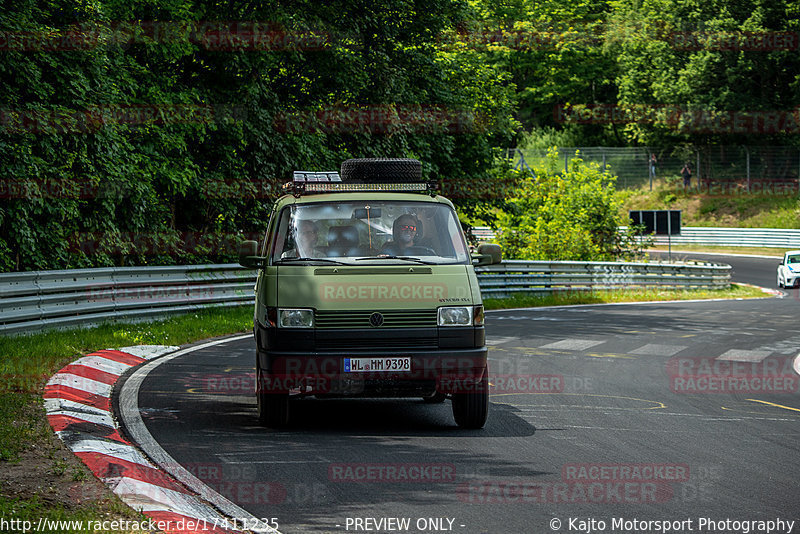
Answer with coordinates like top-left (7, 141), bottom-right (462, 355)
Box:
top-left (618, 180), bottom-right (800, 229)
top-left (0, 305), bottom-right (253, 534)
top-left (483, 283), bottom-right (769, 310)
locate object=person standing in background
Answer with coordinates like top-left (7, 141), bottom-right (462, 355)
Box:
top-left (681, 163), bottom-right (692, 188)
top-left (649, 153), bottom-right (657, 181)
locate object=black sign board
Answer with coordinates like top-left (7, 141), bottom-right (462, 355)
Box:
top-left (629, 210), bottom-right (681, 235)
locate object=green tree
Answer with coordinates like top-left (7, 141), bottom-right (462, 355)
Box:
top-left (0, 0), bottom-right (518, 272)
top-left (605, 0), bottom-right (800, 146)
top-left (495, 149), bottom-right (630, 261)
top-left (455, 0), bottom-right (619, 142)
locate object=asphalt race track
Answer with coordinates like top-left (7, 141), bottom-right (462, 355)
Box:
top-left (118, 254), bottom-right (800, 534)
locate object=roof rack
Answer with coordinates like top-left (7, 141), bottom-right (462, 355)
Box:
top-left (285, 171), bottom-right (437, 196)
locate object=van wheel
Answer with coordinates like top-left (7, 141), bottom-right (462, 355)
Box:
top-left (451, 372), bottom-right (488, 429)
top-left (256, 366), bottom-right (289, 427)
top-left (422, 391), bottom-right (447, 404)
top-left (341, 158), bottom-right (423, 183)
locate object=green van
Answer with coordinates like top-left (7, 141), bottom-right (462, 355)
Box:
top-left (238, 158), bottom-right (501, 428)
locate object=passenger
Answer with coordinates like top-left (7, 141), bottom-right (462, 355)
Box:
top-left (283, 220), bottom-right (324, 258)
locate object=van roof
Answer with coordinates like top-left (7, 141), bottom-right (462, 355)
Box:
top-left (274, 191), bottom-right (455, 209)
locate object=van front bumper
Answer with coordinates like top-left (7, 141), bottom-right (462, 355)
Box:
top-left (257, 344), bottom-right (487, 397)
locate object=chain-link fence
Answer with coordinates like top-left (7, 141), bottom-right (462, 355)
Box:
top-left (505, 146), bottom-right (800, 191)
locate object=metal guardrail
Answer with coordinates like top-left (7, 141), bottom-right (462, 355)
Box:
top-left (474, 226), bottom-right (800, 249)
top-left (648, 227), bottom-right (800, 249)
top-left (0, 264), bottom-right (255, 335)
top-left (476, 260), bottom-right (730, 299)
top-left (0, 260), bottom-right (731, 335)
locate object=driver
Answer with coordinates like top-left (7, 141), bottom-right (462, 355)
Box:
top-left (381, 214), bottom-right (420, 255)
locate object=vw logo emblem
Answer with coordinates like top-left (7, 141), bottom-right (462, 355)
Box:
top-left (369, 312), bottom-right (384, 327)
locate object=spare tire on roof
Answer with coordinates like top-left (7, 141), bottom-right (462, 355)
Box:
top-left (340, 158), bottom-right (423, 183)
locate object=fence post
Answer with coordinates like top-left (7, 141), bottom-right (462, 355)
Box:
top-left (746, 146), bottom-right (750, 191)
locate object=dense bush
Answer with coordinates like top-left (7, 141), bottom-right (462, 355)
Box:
top-left (495, 149), bottom-right (648, 261)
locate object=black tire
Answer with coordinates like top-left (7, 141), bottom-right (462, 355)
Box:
top-left (451, 371), bottom-right (489, 429)
top-left (256, 365), bottom-right (289, 427)
top-left (341, 158), bottom-right (423, 183)
top-left (422, 391), bottom-right (447, 404)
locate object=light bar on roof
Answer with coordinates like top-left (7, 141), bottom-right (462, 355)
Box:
top-left (293, 171), bottom-right (342, 183)
top-left (304, 182), bottom-right (428, 193)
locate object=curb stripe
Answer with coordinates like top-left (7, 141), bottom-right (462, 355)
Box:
top-left (49, 417), bottom-right (125, 443)
top-left (58, 364), bottom-right (120, 385)
top-left (66, 437), bottom-right (154, 468)
top-left (93, 349), bottom-right (148, 366)
top-left (43, 386), bottom-right (110, 410)
top-left (111, 476), bottom-right (222, 518)
top-left (75, 452), bottom-right (191, 494)
top-left (44, 397), bottom-right (112, 418)
top-left (47, 412), bottom-right (115, 430)
top-left (45, 344), bottom-right (248, 534)
top-left (47, 373), bottom-right (112, 396)
top-left (70, 355), bottom-right (134, 375)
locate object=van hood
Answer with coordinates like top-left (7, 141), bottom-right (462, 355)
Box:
top-left (275, 264), bottom-right (480, 310)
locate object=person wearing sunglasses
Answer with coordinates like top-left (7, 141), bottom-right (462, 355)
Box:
top-left (380, 214), bottom-right (422, 255)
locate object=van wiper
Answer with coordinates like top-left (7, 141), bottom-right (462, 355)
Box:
top-left (276, 257), bottom-right (348, 265)
top-left (354, 255), bottom-right (434, 265)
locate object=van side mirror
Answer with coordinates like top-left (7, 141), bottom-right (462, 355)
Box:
top-left (473, 243), bottom-right (502, 266)
top-left (238, 240), bottom-right (264, 269)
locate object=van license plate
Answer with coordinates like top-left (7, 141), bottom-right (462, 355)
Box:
top-left (344, 357), bottom-right (411, 373)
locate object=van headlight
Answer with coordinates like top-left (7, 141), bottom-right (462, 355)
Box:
top-left (278, 308), bottom-right (314, 328)
top-left (438, 306), bottom-right (474, 326)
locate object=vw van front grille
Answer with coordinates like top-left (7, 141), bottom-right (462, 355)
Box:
top-left (316, 336), bottom-right (438, 350)
top-left (315, 310), bottom-right (437, 329)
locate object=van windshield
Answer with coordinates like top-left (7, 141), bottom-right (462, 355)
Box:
top-left (270, 200), bottom-right (470, 265)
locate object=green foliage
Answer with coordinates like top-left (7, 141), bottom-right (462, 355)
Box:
top-left (0, 0), bottom-right (518, 272)
top-left (606, 0), bottom-right (800, 146)
top-left (495, 148), bottom-right (644, 261)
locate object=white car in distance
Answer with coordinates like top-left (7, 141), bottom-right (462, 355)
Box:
top-left (777, 250), bottom-right (800, 288)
